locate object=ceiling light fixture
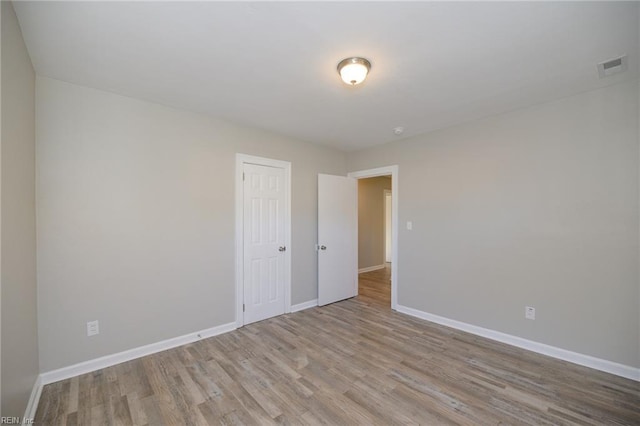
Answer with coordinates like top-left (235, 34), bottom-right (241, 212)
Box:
top-left (337, 57), bottom-right (371, 85)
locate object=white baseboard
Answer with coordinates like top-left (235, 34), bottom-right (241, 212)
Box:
top-left (358, 264), bottom-right (386, 274)
top-left (291, 299), bottom-right (318, 312)
top-left (40, 321), bottom-right (236, 386)
top-left (396, 304), bottom-right (639, 382)
top-left (23, 374), bottom-right (43, 424)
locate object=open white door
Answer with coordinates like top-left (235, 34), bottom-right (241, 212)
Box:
top-left (318, 174), bottom-right (357, 306)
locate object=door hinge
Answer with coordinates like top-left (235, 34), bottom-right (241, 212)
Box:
top-left (243, 303), bottom-right (245, 312)
top-left (243, 172), bottom-right (245, 181)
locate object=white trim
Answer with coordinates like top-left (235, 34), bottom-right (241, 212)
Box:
top-left (40, 322), bottom-right (236, 385)
top-left (23, 375), bottom-right (43, 424)
top-left (348, 165), bottom-right (399, 310)
top-left (291, 299), bottom-right (318, 312)
top-left (235, 154), bottom-right (292, 328)
top-left (396, 304), bottom-right (640, 382)
top-left (358, 264), bottom-right (386, 274)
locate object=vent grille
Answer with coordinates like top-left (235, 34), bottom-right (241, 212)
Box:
top-left (598, 55), bottom-right (628, 78)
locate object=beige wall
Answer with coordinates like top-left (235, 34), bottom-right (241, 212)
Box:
top-left (348, 79), bottom-right (640, 368)
top-left (36, 77), bottom-right (346, 372)
top-left (358, 177), bottom-right (391, 269)
top-left (1, 0), bottom-right (39, 417)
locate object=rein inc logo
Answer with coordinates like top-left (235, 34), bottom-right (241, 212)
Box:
top-left (1, 417), bottom-right (34, 424)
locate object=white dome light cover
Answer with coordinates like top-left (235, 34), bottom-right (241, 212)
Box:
top-left (337, 57), bottom-right (371, 85)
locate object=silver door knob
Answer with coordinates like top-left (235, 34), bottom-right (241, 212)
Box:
top-left (320, 245), bottom-right (326, 250)
top-left (279, 246), bottom-right (286, 252)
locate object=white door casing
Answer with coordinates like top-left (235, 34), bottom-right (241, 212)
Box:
top-left (235, 154), bottom-right (291, 327)
top-left (318, 174), bottom-right (358, 306)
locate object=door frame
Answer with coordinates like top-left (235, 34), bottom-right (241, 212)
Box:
top-left (348, 165), bottom-right (399, 310)
top-left (235, 153), bottom-right (292, 328)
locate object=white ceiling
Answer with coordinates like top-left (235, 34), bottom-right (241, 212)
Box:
top-left (13, 1), bottom-right (639, 151)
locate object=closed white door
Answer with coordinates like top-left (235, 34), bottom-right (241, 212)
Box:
top-left (318, 174), bottom-right (358, 306)
top-left (243, 163), bottom-right (286, 324)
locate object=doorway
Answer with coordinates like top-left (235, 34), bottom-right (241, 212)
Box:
top-left (235, 154), bottom-right (292, 327)
top-left (356, 176), bottom-right (392, 307)
top-left (348, 166), bottom-right (398, 310)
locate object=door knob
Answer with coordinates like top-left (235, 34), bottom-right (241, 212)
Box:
top-left (279, 246), bottom-right (286, 252)
top-left (320, 245), bottom-right (326, 250)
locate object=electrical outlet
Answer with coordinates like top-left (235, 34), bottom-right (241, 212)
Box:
top-left (87, 320), bottom-right (100, 336)
top-left (525, 306), bottom-right (535, 320)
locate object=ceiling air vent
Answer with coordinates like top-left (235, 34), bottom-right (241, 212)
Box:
top-left (597, 55), bottom-right (628, 78)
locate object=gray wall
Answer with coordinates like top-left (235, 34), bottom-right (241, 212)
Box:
top-left (1, 0), bottom-right (39, 417)
top-left (358, 177), bottom-right (391, 269)
top-left (348, 79), bottom-right (640, 368)
top-left (36, 77), bottom-right (346, 372)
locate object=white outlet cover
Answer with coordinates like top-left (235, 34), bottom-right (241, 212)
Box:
top-left (87, 320), bottom-right (100, 336)
top-left (406, 221), bottom-right (413, 230)
top-left (525, 307), bottom-right (535, 320)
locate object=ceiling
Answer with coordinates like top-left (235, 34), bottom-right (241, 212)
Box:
top-left (13, 1), bottom-right (639, 152)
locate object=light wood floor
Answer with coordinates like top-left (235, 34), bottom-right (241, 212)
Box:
top-left (36, 266), bottom-right (639, 425)
top-left (357, 264), bottom-right (391, 308)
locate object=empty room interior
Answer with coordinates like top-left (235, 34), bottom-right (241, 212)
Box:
top-left (1, 1), bottom-right (639, 424)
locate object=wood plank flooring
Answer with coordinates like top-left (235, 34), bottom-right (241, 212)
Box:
top-left (35, 267), bottom-right (639, 425)
top-left (357, 265), bottom-right (391, 307)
